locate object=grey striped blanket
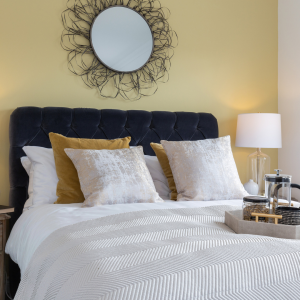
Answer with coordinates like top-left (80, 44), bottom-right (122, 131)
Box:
top-left (15, 205), bottom-right (300, 300)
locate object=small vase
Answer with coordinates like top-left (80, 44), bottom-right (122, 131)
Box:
top-left (244, 179), bottom-right (259, 195)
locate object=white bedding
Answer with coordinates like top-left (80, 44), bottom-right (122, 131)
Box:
top-left (13, 200), bottom-right (300, 300)
top-left (6, 199), bottom-right (244, 275)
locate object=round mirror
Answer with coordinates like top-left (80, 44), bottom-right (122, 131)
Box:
top-left (91, 6), bottom-right (154, 73)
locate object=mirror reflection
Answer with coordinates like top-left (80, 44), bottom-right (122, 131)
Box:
top-left (91, 6), bottom-right (153, 73)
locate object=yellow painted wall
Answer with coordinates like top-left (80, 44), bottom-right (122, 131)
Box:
top-left (0, 0), bottom-right (278, 205)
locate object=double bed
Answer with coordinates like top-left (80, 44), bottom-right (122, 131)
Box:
top-left (6, 107), bottom-right (300, 299)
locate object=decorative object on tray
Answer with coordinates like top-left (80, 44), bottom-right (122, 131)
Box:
top-left (264, 169), bottom-right (300, 225)
top-left (235, 113), bottom-right (282, 196)
top-left (61, 0), bottom-right (177, 100)
top-left (0, 205), bottom-right (14, 214)
top-left (243, 196), bottom-right (270, 222)
top-left (243, 179), bottom-right (259, 195)
top-left (276, 206), bottom-right (300, 225)
top-left (264, 169), bottom-right (292, 217)
top-left (225, 209), bottom-right (300, 239)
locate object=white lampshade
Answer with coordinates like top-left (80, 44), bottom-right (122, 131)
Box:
top-left (235, 113), bottom-right (282, 148)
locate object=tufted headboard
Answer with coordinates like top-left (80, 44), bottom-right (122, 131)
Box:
top-left (8, 106), bottom-right (218, 294)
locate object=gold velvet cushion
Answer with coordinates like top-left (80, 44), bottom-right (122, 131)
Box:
top-left (64, 147), bottom-right (163, 206)
top-left (49, 133), bottom-right (131, 204)
top-left (150, 143), bottom-right (177, 200)
top-left (161, 136), bottom-right (248, 201)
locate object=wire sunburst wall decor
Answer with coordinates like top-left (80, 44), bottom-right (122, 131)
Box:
top-left (61, 0), bottom-right (178, 100)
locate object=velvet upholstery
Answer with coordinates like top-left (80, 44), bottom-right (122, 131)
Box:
top-left (8, 106), bottom-right (218, 296)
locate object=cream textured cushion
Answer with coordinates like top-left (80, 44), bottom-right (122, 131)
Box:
top-left (49, 133), bottom-right (131, 204)
top-left (161, 136), bottom-right (248, 201)
top-left (65, 146), bottom-right (164, 206)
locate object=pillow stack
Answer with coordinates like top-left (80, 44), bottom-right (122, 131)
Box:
top-left (22, 133), bottom-right (166, 209)
top-left (21, 133), bottom-right (246, 210)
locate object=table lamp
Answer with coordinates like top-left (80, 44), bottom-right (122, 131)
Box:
top-left (235, 113), bottom-right (282, 196)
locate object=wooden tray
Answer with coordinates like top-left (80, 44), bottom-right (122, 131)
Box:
top-left (225, 210), bottom-right (300, 239)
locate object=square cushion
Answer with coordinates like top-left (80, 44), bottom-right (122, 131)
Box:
top-left (161, 136), bottom-right (248, 201)
top-left (49, 133), bottom-right (131, 204)
top-left (65, 146), bottom-right (163, 206)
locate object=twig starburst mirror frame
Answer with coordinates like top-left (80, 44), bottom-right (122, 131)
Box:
top-left (61, 0), bottom-right (178, 100)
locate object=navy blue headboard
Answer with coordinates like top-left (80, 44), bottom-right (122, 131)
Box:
top-left (8, 106), bottom-right (218, 295)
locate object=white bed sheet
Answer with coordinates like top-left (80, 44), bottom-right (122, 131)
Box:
top-left (6, 200), bottom-right (244, 276)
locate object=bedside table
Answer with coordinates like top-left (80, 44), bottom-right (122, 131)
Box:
top-left (0, 214), bottom-right (10, 300)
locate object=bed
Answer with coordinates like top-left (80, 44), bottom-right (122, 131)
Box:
top-left (6, 107), bottom-right (300, 299)
top-left (8, 107), bottom-right (219, 296)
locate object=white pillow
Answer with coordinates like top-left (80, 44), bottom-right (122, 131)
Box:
top-left (22, 146), bottom-right (58, 208)
top-left (161, 136), bottom-right (248, 201)
top-left (20, 156), bottom-right (31, 175)
top-left (20, 157), bottom-right (34, 210)
top-left (144, 155), bottom-right (170, 200)
top-left (65, 147), bottom-right (164, 206)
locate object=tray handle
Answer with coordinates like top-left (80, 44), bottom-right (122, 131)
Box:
top-left (251, 213), bottom-right (282, 224)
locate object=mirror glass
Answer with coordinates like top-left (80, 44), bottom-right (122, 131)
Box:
top-left (91, 6), bottom-right (153, 73)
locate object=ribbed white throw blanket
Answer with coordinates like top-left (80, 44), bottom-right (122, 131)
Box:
top-left (15, 205), bottom-right (300, 300)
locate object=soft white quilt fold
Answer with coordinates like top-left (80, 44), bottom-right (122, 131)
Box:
top-left (15, 205), bottom-right (300, 300)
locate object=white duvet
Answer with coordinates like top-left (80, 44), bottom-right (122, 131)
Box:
top-left (11, 200), bottom-right (300, 300)
top-left (6, 199), bottom-right (244, 275)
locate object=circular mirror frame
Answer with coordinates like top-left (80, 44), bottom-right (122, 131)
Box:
top-left (61, 0), bottom-right (177, 100)
top-left (90, 6), bottom-right (154, 74)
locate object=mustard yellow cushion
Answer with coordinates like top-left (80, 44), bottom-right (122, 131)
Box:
top-left (150, 143), bottom-right (177, 200)
top-left (49, 133), bottom-right (131, 204)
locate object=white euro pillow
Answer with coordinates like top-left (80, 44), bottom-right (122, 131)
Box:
top-left (20, 156), bottom-right (34, 210)
top-left (22, 146), bottom-right (58, 208)
top-left (144, 155), bottom-right (170, 200)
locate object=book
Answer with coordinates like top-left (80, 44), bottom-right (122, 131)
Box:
top-left (0, 205), bottom-right (14, 214)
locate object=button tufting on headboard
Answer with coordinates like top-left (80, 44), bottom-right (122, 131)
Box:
top-left (8, 106), bottom-right (218, 295)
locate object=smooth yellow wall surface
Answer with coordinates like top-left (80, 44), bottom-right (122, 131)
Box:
top-left (0, 0), bottom-right (278, 205)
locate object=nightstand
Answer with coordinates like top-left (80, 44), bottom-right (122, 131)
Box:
top-left (0, 214), bottom-right (10, 300)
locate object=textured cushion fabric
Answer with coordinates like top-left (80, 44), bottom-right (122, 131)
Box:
top-left (150, 143), bottom-right (177, 200)
top-left (144, 155), bottom-right (171, 200)
top-left (65, 147), bottom-right (163, 206)
top-left (49, 133), bottom-right (131, 204)
top-left (161, 136), bottom-right (248, 201)
top-left (22, 147), bottom-right (58, 207)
